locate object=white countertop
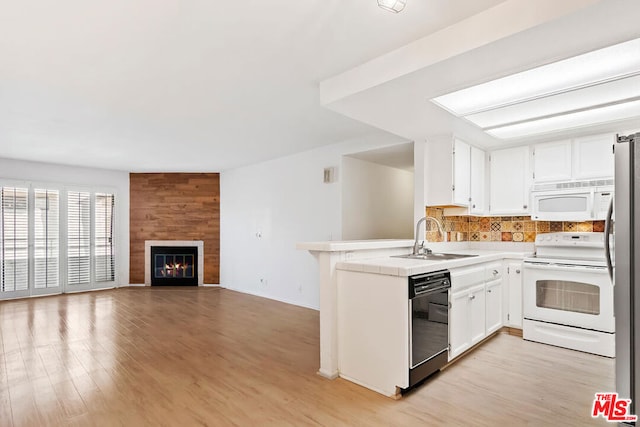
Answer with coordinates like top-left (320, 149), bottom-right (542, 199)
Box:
top-left (336, 249), bottom-right (532, 277)
top-left (296, 239), bottom-right (414, 252)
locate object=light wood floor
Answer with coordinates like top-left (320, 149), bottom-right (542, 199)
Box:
top-left (0, 287), bottom-right (614, 426)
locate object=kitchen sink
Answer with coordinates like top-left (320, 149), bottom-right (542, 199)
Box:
top-left (392, 253), bottom-right (479, 261)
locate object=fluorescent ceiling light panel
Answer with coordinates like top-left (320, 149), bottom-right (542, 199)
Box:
top-left (432, 38), bottom-right (640, 116)
top-left (466, 74), bottom-right (640, 128)
top-left (487, 99), bottom-right (640, 139)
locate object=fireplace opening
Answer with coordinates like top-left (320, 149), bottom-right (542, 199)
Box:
top-left (150, 246), bottom-right (198, 286)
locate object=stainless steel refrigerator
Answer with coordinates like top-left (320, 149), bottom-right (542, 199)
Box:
top-left (613, 132), bottom-right (640, 423)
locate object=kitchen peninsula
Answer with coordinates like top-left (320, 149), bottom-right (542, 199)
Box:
top-left (298, 239), bottom-right (532, 397)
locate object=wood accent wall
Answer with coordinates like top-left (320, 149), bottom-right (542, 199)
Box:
top-left (129, 173), bottom-right (220, 284)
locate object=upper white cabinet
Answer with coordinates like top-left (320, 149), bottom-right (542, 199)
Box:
top-left (425, 137), bottom-right (485, 213)
top-left (532, 140), bottom-right (572, 182)
top-left (489, 146), bottom-right (530, 215)
top-left (572, 133), bottom-right (615, 179)
top-left (533, 133), bottom-right (614, 183)
top-left (470, 146), bottom-right (486, 214)
top-left (453, 138), bottom-right (471, 205)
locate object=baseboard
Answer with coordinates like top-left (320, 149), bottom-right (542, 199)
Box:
top-left (201, 284), bottom-right (220, 287)
top-left (125, 283), bottom-right (147, 287)
top-left (222, 287), bottom-right (319, 311)
top-left (500, 326), bottom-right (523, 337)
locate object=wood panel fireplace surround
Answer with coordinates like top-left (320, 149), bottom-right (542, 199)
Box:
top-left (145, 240), bottom-right (204, 286)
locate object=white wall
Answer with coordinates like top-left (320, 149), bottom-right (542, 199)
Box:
top-left (0, 158), bottom-right (130, 286)
top-left (341, 156), bottom-right (413, 240)
top-left (220, 133), bottom-right (408, 309)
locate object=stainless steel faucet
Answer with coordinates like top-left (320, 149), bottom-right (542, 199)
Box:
top-left (412, 216), bottom-right (447, 255)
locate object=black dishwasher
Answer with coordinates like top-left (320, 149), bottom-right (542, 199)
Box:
top-left (408, 269), bottom-right (451, 388)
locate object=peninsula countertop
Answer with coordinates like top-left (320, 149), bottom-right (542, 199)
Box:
top-left (336, 249), bottom-right (532, 277)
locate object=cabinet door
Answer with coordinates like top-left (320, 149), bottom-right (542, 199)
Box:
top-left (533, 140), bottom-right (572, 182)
top-left (469, 284), bottom-right (486, 345)
top-left (489, 146), bottom-right (531, 215)
top-left (573, 133), bottom-right (615, 179)
top-left (449, 289), bottom-right (470, 360)
top-left (485, 279), bottom-right (503, 335)
top-left (470, 146), bottom-right (485, 214)
top-left (507, 262), bottom-right (523, 328)
top-left (453, 139), bottom-right (471, 206)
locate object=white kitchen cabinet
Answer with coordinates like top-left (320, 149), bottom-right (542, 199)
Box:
top-left (470, 146), bottom-right (486, 214)
top-left (453, 138), bottom-right (471, 205)
top-left (450, 283), bottom-right (486, 359)
top-left (450, 288), bottom-right (471, 359)
top-left (485, 278), bottom-right (503, 335)
top-left (489, 146), bottom-right (531, 215)
top-left (532, 140), bottom-right (572, 182)
top-left (572, 133), bottom-right (615, 179)
top-left (425, 137), bottom-right (485, 211)
top-left (469, 284), bottom-right (487, 345)
top-left (505, 262), bottom-right (523, 328)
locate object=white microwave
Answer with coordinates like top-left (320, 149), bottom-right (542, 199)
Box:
top-left (531, 180), bottom-right (613, 221)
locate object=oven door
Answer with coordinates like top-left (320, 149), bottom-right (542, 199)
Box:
top-left (523, 262), bottom-right (613, 332)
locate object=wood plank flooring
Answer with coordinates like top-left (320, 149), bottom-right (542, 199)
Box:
top-left (0, 288), bottom-right (614, 426)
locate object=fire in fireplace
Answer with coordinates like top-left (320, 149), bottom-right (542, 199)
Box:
top-left (150, 246), bottom-right (198, 286)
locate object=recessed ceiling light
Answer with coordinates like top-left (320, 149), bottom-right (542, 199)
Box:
top-left (430, 37), bottom-right (640, 139)
top-left (378, 0), bottom-right (406, 13)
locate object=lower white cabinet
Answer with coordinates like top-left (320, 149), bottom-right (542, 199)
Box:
top-left (505, 262), bottom-right (523, 328)
top-left (450, 283), bottom-right (485, 359)
top-left (449, 262), bottom-right (504, 361)
top-left (470, 284), bottom-right (487, 345)
top-left (485, 278), bottom-right (503, 335)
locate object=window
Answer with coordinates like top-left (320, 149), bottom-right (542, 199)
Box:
top-left (95, 193), bottom-right (115, 282)
top-left (67, 191), bottom-right (91, 286)
top-left (34, 189), bottom-right (60, 289)
top-left (0, 183), bottom-right (116, 299)
top-left (0, 187), bottom-right (29, 293)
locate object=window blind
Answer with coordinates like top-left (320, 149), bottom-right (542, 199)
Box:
top-left (34, 189), bottom-right (59, 289)
top-left (67, 191), bottom-right (91, 285)
top-left (95, 193), bottom-right (115, 282)
top-left (0, 187), bottom-right (29, 292)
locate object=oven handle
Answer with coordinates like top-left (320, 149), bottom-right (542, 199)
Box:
top-left (604, 196), bottom-right (614, 283)
top-left (523, 262), bottom-right (609, 275)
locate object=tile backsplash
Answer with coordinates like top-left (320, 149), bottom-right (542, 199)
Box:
top-left (424, 207), bottom-right (605, 243)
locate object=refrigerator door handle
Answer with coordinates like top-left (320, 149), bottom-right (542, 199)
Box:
top-left (604, 196), bottom-right (614, 283)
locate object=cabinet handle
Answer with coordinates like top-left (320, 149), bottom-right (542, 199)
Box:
top-left (469, 295), bottom-right (475, 300)
top-left (516, 269), bottom-right (521, 274)
top-left (492, 269), bottom-right (498, 275)
top-left (523, 204), bottom-right (528, 209)
top-left (487, 289), bottom-right (492, 293)
top-left (472, 204), bottom-right (476, 208)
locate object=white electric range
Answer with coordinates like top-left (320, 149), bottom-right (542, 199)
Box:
top-left (522, 232), bottom-right (614, 358)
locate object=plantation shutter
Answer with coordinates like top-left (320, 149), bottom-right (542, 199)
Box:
top-left (95, 193), bottom-right (115, 282)
top-left (0, 187), bottom-right (29, 292)
top-left (67, 191), bottom-right (91, 285)
top-left (34, 189), bottom-right (60, 289)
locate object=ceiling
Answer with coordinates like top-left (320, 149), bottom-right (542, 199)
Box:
top-left (322, 0), bottom-right (640, 148)
top-left (0, 0), bottom-right (505, 172)
top-left (3, 1), bottom-right (639, 173)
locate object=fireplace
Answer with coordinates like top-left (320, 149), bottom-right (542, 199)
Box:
top-left (145, 240), bottom-right (204, 286)
top-left (151, 246), bottom-right (198, 286)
